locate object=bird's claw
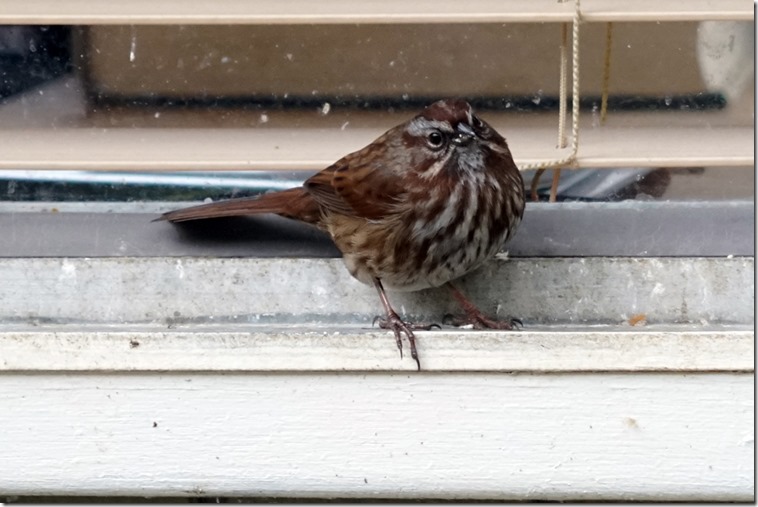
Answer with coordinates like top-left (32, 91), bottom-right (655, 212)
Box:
top-left (375, 312), bottom-right (421, 370)
top-left (444, 312), bottom-right (523, 330)
top-left (373, 316), bottom-right (440, 332)
top-left (510, 318), bottom-right (524, 329)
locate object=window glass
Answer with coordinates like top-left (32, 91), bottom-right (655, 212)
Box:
top-left (0, 22), bottom-right (753, 203)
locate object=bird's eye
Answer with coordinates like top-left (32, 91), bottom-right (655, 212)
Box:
top-left (426, 130), bottom-right (445, 149)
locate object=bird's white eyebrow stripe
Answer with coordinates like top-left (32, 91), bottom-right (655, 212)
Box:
top-left (407, 118), bottom-right (454, 136)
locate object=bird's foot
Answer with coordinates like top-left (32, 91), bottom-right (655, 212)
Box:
top-left (444, 311), bottom-right (523, 330)
top-left (445, 283), bottom-right (523, 330)
top-left (373, 312), bottom-right (435, 370)
top-left (372, 316), bottom-right (440, 332)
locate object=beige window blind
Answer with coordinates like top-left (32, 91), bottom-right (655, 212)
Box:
top-left (0, 0), bottom-right (753, 171)
top-left (1, 0), bottom-right (752, 23)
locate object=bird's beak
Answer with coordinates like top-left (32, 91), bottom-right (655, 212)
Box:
top-left (452, 122), bottom-right (476, 146)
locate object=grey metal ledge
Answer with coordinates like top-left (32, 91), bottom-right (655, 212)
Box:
top-left (0, 200), bottom-right (753, 257)
top-left (0, 256), bottom-right (752, 326)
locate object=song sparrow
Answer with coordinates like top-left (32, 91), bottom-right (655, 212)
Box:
top-left (158, 98), bottom-right (525, 369)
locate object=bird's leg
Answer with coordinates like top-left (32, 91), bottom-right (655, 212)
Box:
top-left (445, 283), bottom-right (523, 330)
top-left (373, 279), bottom-right (421, 370)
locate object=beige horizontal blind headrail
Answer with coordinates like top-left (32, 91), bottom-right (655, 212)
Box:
top-left (0, 126), bottom-right (751, 171)
top-left (1, 0), bottom-right (752, 25)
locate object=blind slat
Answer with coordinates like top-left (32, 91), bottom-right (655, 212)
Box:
top-left (1, 0), bottom-right (752, 25)
top-left (0, 126), bottom-right (751, 171)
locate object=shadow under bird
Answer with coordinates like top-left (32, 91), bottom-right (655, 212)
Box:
top-left (157, 98), bottom-right (526, 369)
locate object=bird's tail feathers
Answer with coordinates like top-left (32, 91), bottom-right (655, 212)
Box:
top-left (156, 187), bottom-right (318, 223)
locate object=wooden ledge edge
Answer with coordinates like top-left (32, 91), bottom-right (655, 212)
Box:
top-left (1, 328), bottom-right (753, 372)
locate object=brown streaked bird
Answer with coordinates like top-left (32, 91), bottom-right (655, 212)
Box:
top-left (158, 98), bottom-right (526, 369)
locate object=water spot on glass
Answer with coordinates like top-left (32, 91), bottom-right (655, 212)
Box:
top-left (259, 113), bottom-right (269, 124)
top-left (341, 121), bottom-right (350, 131)
top-left (591, 102), bottom-right (600, 128)
top-left (129, 31), bottom-right (137, 62)
top-left (320, 102), bottom-right (331, 116)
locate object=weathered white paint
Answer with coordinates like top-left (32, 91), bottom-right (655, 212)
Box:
top-left (0, 372), bottom-right (752, 500)
top-left (0, 327), bottom-right (753, 372)
top-left (0, 244), bottom-right (752, 500)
